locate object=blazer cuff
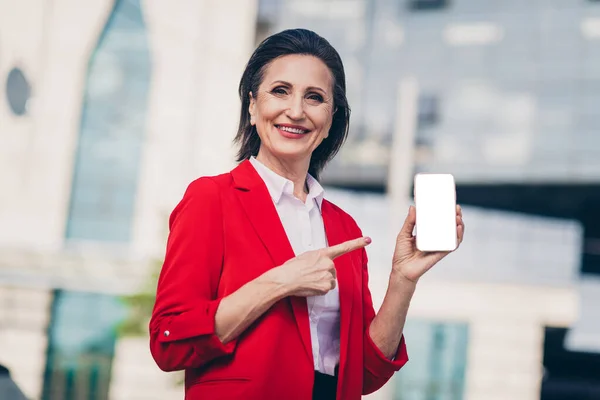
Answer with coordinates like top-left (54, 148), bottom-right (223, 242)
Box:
top-left (364, 332), bottom-right (409, 378)
top-left (156, 298), bottom-right (237, 355)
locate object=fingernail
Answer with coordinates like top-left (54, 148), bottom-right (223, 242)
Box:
top-left (365, 237), bottom-right (372, 244)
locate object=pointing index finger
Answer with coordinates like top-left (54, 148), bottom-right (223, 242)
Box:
top-left (323, 237), bottom-right (371, 259)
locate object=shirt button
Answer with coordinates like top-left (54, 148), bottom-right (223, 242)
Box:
top-left (163, 330), bottom-right (170, 337)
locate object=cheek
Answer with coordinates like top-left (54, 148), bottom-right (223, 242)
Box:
top-left (255, 95), bottom-right (281, 122)
top-left (316, 109), bottom-right (334, 136)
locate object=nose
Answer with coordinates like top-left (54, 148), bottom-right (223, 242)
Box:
top-left (285, 93), bottom-right (305, 120)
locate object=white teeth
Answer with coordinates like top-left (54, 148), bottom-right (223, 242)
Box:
top-left (278, 125), bottom-right (308, 134)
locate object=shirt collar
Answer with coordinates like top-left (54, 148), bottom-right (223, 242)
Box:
top-left (249, 156), bottom-right (324, 209)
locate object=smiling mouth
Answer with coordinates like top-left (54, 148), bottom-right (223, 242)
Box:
top-left (275, 125), bottom-right (311, 135)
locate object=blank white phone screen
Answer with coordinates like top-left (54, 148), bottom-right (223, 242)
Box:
top-left (414, 173), bottom-right (457, 252)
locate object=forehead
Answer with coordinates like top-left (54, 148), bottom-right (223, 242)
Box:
top-left (262, 54), bottom-right (333, 90)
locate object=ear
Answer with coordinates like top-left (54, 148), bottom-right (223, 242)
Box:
top-left (248, 92), bottom-right (256, 126)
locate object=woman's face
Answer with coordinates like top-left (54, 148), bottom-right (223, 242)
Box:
top-left (249, 54), bottom-right (335, 165)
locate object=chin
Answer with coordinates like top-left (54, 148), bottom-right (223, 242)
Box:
top-left (270, 142), bottom-right (312, 161)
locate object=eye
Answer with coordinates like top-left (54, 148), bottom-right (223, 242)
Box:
top-left (307, 93), bottom-right (324, 103)
top-left (270, 86), bottom-right (288, 95)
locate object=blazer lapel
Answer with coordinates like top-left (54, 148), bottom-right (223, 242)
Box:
top-left (231, 160), bottom-right (313, 364)
top-left (321, 200), bottom-right (356, 382)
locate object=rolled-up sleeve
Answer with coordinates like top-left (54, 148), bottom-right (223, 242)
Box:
top-left (360, 247), bottom-right (409, 395)
top-left (149, 177), bottom-right (237, 372)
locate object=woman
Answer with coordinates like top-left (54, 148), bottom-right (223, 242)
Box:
top-left (149, 29), bottom-right (464, 400)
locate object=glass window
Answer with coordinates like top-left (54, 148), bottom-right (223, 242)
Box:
top-left (5, 67), bottom-right (31, 116)
top-left (408, 0), bottom-right (449, 12)
top-left (65, 0), bottom-right (151, 243)
top-left (448, 0), bottom-right (497, 15)
top-left (418, 95), bottom-right (441, 128)
top-left (41, 290), bottom-right (126, 400)
top-left (542, 327), bottom-right (600, 399)
top-left (256, 0), bottom-right (600, 186)
top-left (393, 319), bottom-right (469, 400)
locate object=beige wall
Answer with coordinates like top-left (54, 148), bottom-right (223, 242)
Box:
top-left (110, 337), bottom-right (184, 400)
top-left (0, 0), bottom-right (115, 396)
top-left (0, 286), bottom-right (51, 399)
top-left (0, 0), bottom-right (115, 252)
top-left (0, 0), bottom-right (258, 398)
top-left (131, 0), bottom-right (258, 258)
top-left (0, 0), bottom-right (257, 256)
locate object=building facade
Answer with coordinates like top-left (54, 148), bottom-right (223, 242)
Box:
top-left (0, 0), bottom-right (598, 399)
top-left (256, 0), bottom-right (600, 399)
top-left (0, 0), bottom-right (257, 398)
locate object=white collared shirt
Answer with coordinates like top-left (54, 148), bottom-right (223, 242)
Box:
top-left (249, 157), bottom-right (340, 376)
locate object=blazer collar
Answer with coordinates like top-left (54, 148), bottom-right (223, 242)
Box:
top-left (231, 159), bottom-right (264, 191)
top-left (233, 159), bottom-right (324, 207)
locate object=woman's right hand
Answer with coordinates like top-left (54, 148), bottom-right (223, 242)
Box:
top-left (266, 237), bottom-right (372, 297)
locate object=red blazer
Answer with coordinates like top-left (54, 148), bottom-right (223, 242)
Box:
top-left (149, 160), bottom-right (408, 399)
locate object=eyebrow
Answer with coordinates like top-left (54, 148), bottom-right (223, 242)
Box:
top-left (269, 80), bottom-right (328, 94)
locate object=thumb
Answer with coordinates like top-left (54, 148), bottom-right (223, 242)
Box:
top-left (399, 205), bottom-right (416, 238)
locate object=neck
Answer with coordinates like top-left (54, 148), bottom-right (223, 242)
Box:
top-left (255, 150), bottom-right (310, 201)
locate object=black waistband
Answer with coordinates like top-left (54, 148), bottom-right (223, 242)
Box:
top-left (313, 370), bottom-right (338, 400)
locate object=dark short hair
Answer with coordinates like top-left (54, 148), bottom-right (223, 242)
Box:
top-left (234, 28), bottom-right (350, 180)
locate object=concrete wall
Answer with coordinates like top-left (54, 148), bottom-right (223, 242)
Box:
top-left (131, 0), bottom-right (258, 259)
top-left (0, 0), bottom-right (257, 398)
top-left (0, 0), bottom-right (116, 252)
top-left (0, 0), bottom-right (257, 255)
top-left (0, 286), bottom-right (51, 399)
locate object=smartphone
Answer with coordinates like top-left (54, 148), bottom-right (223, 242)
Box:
top-left (413, 173), bottom-right (457, 252)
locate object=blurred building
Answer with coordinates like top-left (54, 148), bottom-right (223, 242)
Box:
top-left (0, 0), bottom-right (256, 398)
top-left (1, 0), bottom-right (599, 400)
top-left (256, 0), bottom-right (600, 400)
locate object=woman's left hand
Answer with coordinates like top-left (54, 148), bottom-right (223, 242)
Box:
top-left (391, 205), bottom-right (464, 283)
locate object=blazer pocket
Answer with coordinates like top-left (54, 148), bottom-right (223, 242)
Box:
top-left (187, 376), bottom-right (253, 400)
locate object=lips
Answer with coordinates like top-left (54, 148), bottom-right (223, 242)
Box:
top-left (275, 124), bottom-right (310, 135)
